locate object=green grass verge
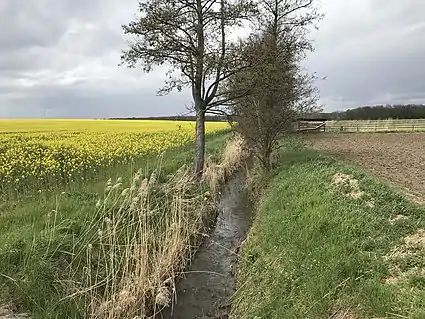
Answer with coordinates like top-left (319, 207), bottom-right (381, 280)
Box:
top-left (232, 139), bottom-right (425, 319)
top-left (0, 132), bottom-right (229, 318)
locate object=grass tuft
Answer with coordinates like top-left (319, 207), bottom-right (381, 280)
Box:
top-left (202, 134), bottom-right (250, 195)
top-left (67, 164), bottom-right (212, 318)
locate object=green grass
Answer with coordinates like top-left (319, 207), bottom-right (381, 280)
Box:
top-left (0, 131), bottom-right (228, 244)
top-left (0, 132), bottom-right (229, 318)
top-left (232, 139), bottom-right (425, 319)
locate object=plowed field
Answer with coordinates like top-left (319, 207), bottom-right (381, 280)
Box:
top-left (309, 133), bottom-right (425, 202)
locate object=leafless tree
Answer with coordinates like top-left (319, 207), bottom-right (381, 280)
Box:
top-left (228, 0), bottom-right (323, 171)
top-left (120, 0), bottom-right (256, 177)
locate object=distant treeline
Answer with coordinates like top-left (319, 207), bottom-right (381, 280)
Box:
top-left (110, 104), bottom-right (425, 122)
top-left (337, 104), bottom-right (425, 120)
top-left (108, 115), bottom-right (227, 122)
top-left (300, 104), bottom-right (425, 121)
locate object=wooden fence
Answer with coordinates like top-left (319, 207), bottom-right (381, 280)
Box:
top-left (295, 120), bottom-right (327, 132)
top-left (294, 119), bottom-right (425, 133)
top-left (324, 119), bottom-right (425, 133)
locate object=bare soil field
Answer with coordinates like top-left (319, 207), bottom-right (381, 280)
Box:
top-left (308, 133), bottom-right (425, 202)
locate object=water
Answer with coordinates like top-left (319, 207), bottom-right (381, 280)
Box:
top-left (158, 169), bottom-right (252, 318)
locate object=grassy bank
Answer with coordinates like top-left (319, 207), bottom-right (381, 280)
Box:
top-left (232, 140), bottom-right (425, 318)
top-left (0, 132), bottom-right (231, 318)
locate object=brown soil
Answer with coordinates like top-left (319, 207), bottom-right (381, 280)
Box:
top-left (309, 133), bottom-right (425, 202)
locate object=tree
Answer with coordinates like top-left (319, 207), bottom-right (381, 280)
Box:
top-left (228, 0), bottom-right (322, 171)
top-left (120, 0), bottom-right (255, 177)
top-left (337, 104), bottom-right (425, 120)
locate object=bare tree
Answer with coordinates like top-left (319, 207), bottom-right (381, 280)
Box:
top-left (120, 0), bottom-right (255, 177)
top-left (228, 0), bottom-right (322, 171)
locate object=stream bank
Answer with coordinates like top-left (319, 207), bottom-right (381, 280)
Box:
top-left (158, 168), bottom-right (252, 318)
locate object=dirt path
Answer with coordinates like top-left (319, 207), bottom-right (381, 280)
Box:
top-left (309, 133), bottom-right (425, 202)
top-left (157, 169), bottom-right (252, 318)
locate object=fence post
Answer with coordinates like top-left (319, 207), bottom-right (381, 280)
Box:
top-left (375, 123), bottom-right (377, 132)
top-left (357, 124), bottom-right (359, 132)
top-left (412, 124), bottom-right (415, 132)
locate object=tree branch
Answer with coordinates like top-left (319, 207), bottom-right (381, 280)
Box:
top-left (205, 109), bottom-right (235, 129)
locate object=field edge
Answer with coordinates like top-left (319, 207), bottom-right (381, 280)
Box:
top-left (231, 141), bottom-right (425, 319)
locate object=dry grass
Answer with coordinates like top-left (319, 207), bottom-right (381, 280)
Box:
top-left (384, 228), bottom-right (425, 285)
top-left (389, 215), bottom-right (409, 224)
top-left (329, 309), bottom-right (358, 319)
top-left (43, 136), bottom-right (250, 318)
top-left (0, 133), bottom-right (232, 319)
top-left (405, 229), bottom-right (425, 248)
top-left (0, 135), bottom-right (246, 319)
top-left (331, 173), bottom-right (365, 200)
top-left (60, 165), bottom-right (210, 319)
top-left (0, 305), bottom-right (30, 319)
top-left (202, 135), bottom-right (250, 195)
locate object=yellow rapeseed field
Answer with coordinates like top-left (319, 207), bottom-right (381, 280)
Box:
top-left (0, 119), bottom-right (228, 189)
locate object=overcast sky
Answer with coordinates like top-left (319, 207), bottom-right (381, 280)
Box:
top-left (1, 0), bottom-right (424, 118)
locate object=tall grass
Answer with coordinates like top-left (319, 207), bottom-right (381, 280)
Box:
top-left (203, 135), bottom-right (250, 195)
top-left (0, 133), bottom-right (250, 318)
top-left (60, 164), bottom-right (211, 318)
top-left (3, 161), bottom-right (209, 318)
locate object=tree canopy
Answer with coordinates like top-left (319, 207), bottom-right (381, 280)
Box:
top-left (121, 0), bottom-right (256, 176)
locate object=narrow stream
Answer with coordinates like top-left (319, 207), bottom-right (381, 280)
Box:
top-left (158, 169), bottom-right (252, 319)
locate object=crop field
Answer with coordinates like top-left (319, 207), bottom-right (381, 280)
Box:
top-left (309, 132), bottom-right (425, 201)
top-left (0, 119), bottom-right (232, 318)
top-left (0, 119), bottom-right (215, 133)
top-left (0, 119), bottom-right (228, 191)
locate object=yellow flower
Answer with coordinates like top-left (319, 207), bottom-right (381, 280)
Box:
top-left (0, 119), bottom-right (227, 189)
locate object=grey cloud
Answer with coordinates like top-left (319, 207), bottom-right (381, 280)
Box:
top-left (0, 0), bottom-right (100, 52)
top-left (0, 83), bottom-right (191, 118)
top-left (1, 0), bottom-right (425, 117)
top-left (307, 0), bottom-right (425, 111)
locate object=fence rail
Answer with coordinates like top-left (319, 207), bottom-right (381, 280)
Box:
top-left (323, 119), bottom-right (425, 133)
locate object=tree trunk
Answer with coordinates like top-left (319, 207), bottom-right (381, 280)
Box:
top-left (195, 109), bottom-right (206, 177)
top-left (261, 147), bottom-right (272, 172)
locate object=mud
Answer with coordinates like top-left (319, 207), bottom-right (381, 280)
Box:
top-left (157, 169), bottom-right (252, 319)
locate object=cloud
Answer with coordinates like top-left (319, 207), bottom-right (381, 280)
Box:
top-left (0, 0), bottom-right (193, 118)
top-left (0, 0), bottom-right (424, 117)
top-left (307, 0), bottom-right (425, 111)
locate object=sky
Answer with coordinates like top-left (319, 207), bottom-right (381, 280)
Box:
top-left (1, 0), bottom-right (424, 118)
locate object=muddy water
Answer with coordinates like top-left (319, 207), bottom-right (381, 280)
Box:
top-left (158, 170), bottom-right (252, 319)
